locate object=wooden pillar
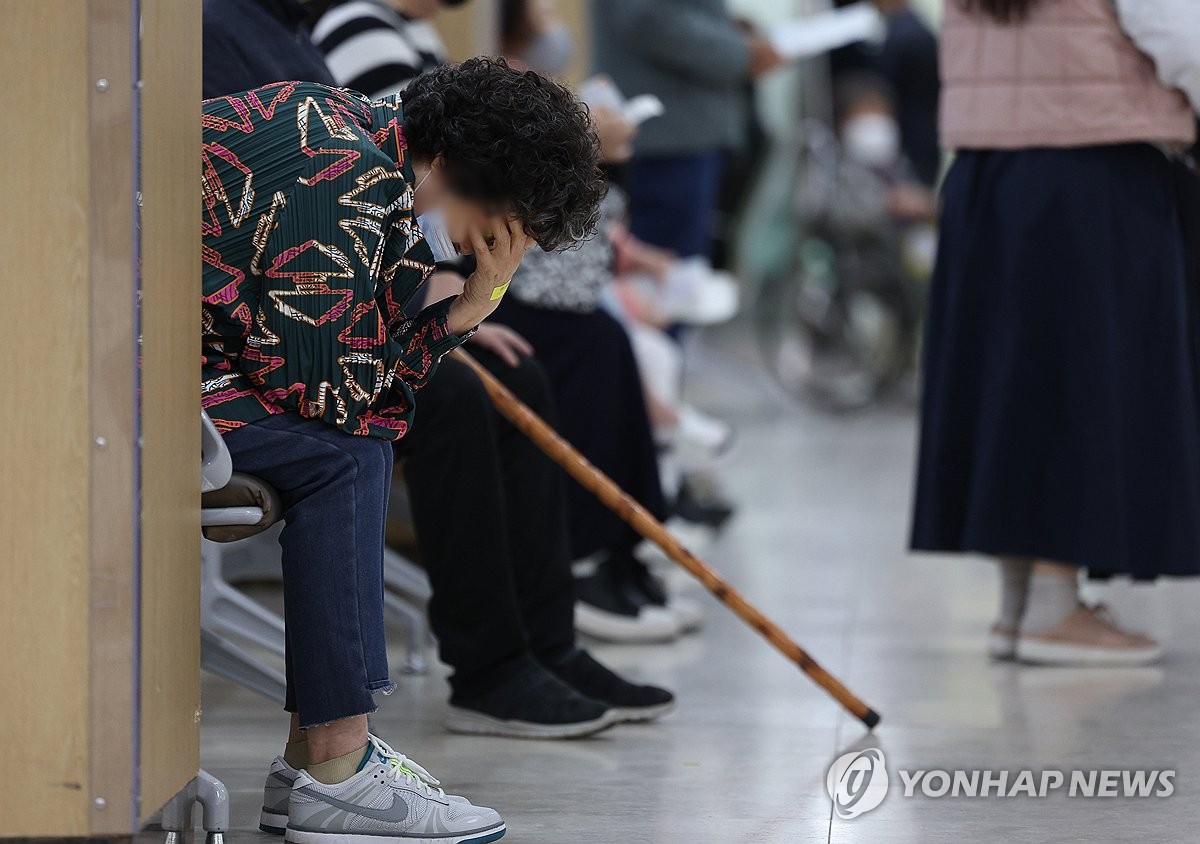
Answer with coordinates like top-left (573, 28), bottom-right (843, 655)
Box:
top-left (0, 0), bottom-right (200, 837)
top-left (436, 0), bottom-right (499, 60)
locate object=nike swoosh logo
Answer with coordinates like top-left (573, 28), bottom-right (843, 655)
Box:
top-left (296, 786), bottom-right (409, 823)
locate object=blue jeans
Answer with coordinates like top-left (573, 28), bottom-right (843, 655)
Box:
top-left (222, 412), bottom-right (395, 727)
top-left (627, 151), bottom-right (724, 258)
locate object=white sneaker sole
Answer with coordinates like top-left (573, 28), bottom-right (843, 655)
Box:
top-left (1016, 638), bottom-right (1162, 667)
top-left (445, 706), bottom-right (618, 739)
top-left (285, 823), bottom-right (505, 844)
top-left (666, 596), bottom-right (705, 633)
top-left (613, 699), bottom-right (677, 723)
top-left (260, 807), bottom-right (288, 835)
top-left (986, 631), bottom-right (1017, 661)
top-left (574, 602), bottom-right (681, 644)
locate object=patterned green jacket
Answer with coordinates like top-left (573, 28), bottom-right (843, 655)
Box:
top-left (201, 81), bottom-right (463, 440)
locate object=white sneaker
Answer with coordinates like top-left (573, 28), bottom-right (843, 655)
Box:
top-left (986, 622), bottom-right (1018, 661)
top-left (675, 405), bottom-right (735, 464)
top-left (285, 735), bottom-right (505, 844)
top-left (665, 594), bottom-right (705, 633)
top-left (260, 755), bottom-right (299, 834)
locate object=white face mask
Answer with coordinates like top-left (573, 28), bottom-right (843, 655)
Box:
top-left (842, 113), bottom-right (900, 169)
top-left (414, 169), bottom-right (458, 263)
top-left (521, 25), bottom-right (575, 78)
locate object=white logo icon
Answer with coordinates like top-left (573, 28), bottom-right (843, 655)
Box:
top-left (826, 749), bottom-right (889, 819)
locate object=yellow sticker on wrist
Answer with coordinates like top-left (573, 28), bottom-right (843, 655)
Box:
top-left (490, 281), bottom-right (511, 301)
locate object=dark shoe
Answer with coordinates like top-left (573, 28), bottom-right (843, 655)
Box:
top-left (446, 657), bottom-right (616, 739)
top-left (574, 556), bottom-right (681, 643)
top-left (672, 474), bottom-right (736, 529)
top-left (617, 552), bottom-right (668, 608)
top-left (546, 648), bottom-right (676, 723)
top-left (613, 550), bottom-right (706, 634)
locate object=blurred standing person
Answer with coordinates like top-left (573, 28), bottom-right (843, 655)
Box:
top-left (913, 0), bottom-right (1200, 666)
top-left (867, 0), bottom-right (940, 187)
top-left (593, 0), bottom-right (785, 259)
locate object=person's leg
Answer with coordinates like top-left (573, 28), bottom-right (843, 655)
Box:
top-left (223, 413), bottom-right (394, 732)
top-left (398, 355), bottom-right (614, 739)
top-left (491, 300), bottom-right (680, 643)
top-left (464, 350), bottom-right (677, 723)
top-left (397, 357), bottom-right (528, 695)
top-left (227, 414), bottom-right (506, 841)
top-left (475, 350), bottom-right (577, 662)
top-left (628, 151), bottom-right (725, 258)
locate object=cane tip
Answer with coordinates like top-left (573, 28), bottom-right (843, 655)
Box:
top-left (860, 708), bottom-right (881, 730)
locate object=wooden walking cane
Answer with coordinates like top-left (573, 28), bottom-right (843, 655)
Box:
top-left (452, 348), bottom-right (881, 729)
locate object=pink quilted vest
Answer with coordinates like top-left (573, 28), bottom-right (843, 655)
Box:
top-left (940, 0), bottom-right (1195, 149)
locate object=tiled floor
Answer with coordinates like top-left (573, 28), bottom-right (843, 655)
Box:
top-left (155, 335), bottom-right (1200, 843)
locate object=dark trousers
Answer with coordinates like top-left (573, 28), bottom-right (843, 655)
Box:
top-left (222, 412), bottom-right (395, 727)
top-left (397, 350), bottom-right (576, 697)
top-left (628, 151), bottom-right (724, 258)
top-left (492, 299), bottom-right (670, 560)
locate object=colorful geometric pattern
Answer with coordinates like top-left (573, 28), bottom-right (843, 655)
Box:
top-left (201, 82), bottom-right (461, 440)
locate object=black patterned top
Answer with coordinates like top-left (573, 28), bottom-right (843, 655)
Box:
top-left (201, 82), bottom-right (464, 440)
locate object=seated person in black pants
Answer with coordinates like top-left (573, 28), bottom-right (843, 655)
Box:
top-left (398, 284), bottom-right (675, 737)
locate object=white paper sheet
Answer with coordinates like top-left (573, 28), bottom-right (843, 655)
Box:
top-left (770, 2), bottom-right (884, 61)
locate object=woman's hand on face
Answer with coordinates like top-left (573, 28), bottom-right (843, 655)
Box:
top-left (448, 216), bottom-right (534, 334)
top-left (468, 323), bottom-right (535, 367)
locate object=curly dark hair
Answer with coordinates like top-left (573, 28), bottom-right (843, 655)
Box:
top-left (402, 57), bottom-right (606, 252)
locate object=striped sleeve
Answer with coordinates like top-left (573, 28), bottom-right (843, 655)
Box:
top-left (313, 2), bottom-right (440, 100)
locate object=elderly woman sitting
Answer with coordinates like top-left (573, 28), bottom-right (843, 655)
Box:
top-left (201, 58), bottom-right (603, 844)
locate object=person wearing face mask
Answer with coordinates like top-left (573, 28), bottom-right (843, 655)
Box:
top-left (202, 59), bottom-right (606, 840)
top-left (314, 0), bottom-right (678, 737)
top-left (500, 0), bottom-right (575, 79)
top-left (828, 74), bottom-right (937, 228)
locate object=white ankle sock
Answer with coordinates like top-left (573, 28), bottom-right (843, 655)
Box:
top-left (1020, 568), bottom-right (1080, 634)
top-left (996, 558), bottom-right (1032, 629)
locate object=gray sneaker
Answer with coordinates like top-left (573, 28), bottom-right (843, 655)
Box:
top-left (259, 755), bottom-right (299, 834)
top-left (285, 735), bottom-right (505, 844)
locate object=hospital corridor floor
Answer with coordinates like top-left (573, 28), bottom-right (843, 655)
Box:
top-left (151, 337), bottom-right (1200, 844)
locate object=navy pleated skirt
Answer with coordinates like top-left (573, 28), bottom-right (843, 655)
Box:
top-left (911, 144), bottom-right (1200, 578)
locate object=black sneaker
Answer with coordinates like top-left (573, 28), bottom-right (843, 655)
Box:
top-left (446, 657), bottom-right (616, 739)
top-left (574, 555), bottom-right (680, 643)
top-left (547, 648), bottom-right (676, 723)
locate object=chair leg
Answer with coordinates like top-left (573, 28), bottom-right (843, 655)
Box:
top-left (383, 591), bottom-right (429, 674)
top-left (382, 549), bottom-right (433, 674)
top-left (200, 627), bottom-right (286, 703)
top-left (202, 540), bottom-right (287, 656)
top-left (161, 769), bottom-right (229, 844)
